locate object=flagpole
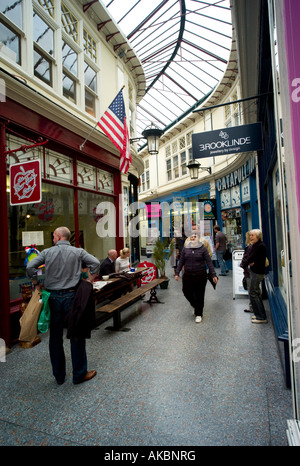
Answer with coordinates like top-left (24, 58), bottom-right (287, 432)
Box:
top-left (79, 121), bottom-right (99, 151)
top-left (79, 85), bottom-right (126, 151)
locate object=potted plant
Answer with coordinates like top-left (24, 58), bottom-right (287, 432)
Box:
top-left (152, 237), bottom-right (175, 288)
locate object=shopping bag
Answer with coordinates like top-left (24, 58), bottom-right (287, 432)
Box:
top-left (37, 289), bottom-right (51, 333)
top-left (19, 288), bottom-right (43, 343)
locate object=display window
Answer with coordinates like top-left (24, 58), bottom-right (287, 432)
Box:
top-left (6, 134), bottom-right (116, 302)
top-left (221, 208), bottom-right (242, 251)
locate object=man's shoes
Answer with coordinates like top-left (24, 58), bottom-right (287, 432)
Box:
top-left (244, 309), bottom-right (253, 313)
top-left (73, 370), bottom-right (97, 385)
top-left (195, 316), bottom-right (202, 323)
top-left (56, 378), bottom-right (65, 385)
top-left (251, 318), bottom-right (268, 324)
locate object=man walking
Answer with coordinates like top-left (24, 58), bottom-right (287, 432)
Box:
top-left (26, 226), bottom-right (100, 385)
top-left (214, 225), bottom-right (228, 276)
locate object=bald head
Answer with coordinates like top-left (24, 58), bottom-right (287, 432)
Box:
top-left (108, 249), bottom-right (117, 261)
top-left (53, 227), bottom-right (71, 244)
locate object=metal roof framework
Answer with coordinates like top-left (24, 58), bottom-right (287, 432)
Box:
top-left (104, 0), bottom-right (233, 149)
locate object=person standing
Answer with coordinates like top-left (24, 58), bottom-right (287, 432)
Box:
top-left (99, 249), bottom-right (117, 278)
top-left (242, 229), bottom-right (268, 323)
top-left (174, 233), bottom-right (218, 323)
top-left (214, 225), bottom-right (228, 276)
top-left (26, 226), bottom-right (100, 385)
top-left (240, 231), bottom-right (253, 313)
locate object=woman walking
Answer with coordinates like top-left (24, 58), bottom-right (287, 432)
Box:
top-left (174, 232), bottom-right (218, 323)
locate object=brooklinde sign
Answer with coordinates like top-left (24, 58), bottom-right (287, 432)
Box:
top-left (192, 123), bottom-right (263, 158)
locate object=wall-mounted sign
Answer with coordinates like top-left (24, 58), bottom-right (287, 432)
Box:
top-left (216, 156), bottom-right (256, 192)
top-left (10, 160), bottom-right (41, 206)
top-left (192, 123), bottom-right (263, 158)
top-left (202, 199), bottom-right (217, 219)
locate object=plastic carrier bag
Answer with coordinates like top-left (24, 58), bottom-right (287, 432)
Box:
top-left (37, 289), bottom-right (51, 333)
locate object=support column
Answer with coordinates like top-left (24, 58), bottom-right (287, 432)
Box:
top-left (0, 122), bottom-right (11, 347)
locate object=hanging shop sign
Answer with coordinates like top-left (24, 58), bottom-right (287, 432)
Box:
top-left (10, 160), bottom-right (42, 206)
top-left (192, 123), bottom-right (263, 158)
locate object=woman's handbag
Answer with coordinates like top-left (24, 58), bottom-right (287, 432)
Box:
top-left (242, 276), bottom-right (248, 291)
top-left (265, 257), bottom-right (269, 267)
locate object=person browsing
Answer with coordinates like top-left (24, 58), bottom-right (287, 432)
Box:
top-left (26, 226), bottom-right (100, 385)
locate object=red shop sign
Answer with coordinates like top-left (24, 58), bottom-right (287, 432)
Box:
top-left (10, 160), bottom-right (42, 206)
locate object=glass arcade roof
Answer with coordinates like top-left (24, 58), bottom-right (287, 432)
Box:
top-left (105, 0), bottom-right (233, 149)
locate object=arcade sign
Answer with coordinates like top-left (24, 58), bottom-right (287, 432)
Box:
top-left (10, 160), bottom-right (42, 206)
top-left (192, 123), bottom-right (263, 159)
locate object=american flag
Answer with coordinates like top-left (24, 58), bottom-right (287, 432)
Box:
top-left (97, 89), bottom-right (132, 174)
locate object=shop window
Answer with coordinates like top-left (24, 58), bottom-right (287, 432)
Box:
top-left (5, 134), bottom-right (44, 172)
top-left (173, 155), bottom-right (179, 178)
top-left (61, 3), bottom-right (78, 43)
top-left (1, 1), bottom-right (22, 29)
top-left (0, 0), bottom-right (23, 64)
top-left (45, 150), bottom-right (73, 184)
top-left (166, 158), bottom-right (172, 181)
top-left (62, 73), bottom-right (76, 101)
top-left (37, 0), bottom-right (55, 18)
top-left (272, 163), bottom-right (286, 298)
top-left (33, 12), bottom-right (54, 55)
top-left (0, 20), bottom-right (21, 64)
top-left (77, 161), bottom-right (97, 190)
top-left (179, 136), bottom-right (186, 150)
top-left (221, 208), bottom-right (242, 251)
top-left (62, 40), bottom-right (78, 76)
top-left (84, 88), bottom-right (95, 116)
top-left (78, 191), bottom-right (115, 261)
top-left (34, 48), bottom-right (52, 85)
top-left (180, 151), bottom-right (187, 176)
top-left (33, 11), bottom-right (54, 86)
top-left (83, 29), bottom-right (97, 62)
top-left (97, 169), bottom-right (114, 194)
top-left (62, 40), bottom-right (78, 102)
top-left (7, 183), bottom-right (75, 301)
top-left (172, 140), bottom-right (178, 154)
top-left (84, 61), bottom-right (97, 116)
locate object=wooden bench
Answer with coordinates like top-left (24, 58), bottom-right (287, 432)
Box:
top-left (98, 278), bottom-right (166, 331)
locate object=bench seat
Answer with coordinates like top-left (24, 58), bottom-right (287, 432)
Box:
top-left (98, 278), bottom-right (166, 331)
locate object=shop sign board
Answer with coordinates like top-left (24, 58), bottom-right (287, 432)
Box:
top-left (232, 250), bottom-right (248, 299)
top-left (192, 123), bottom-right (263, 159)
top-left (10, 160), bottom-right (41, 206)
top-left (202, 199), bottom-right (217, 219)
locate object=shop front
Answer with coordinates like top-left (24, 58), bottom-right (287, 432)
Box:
top-left (215, 154), bottom-right (259, 256)
top-left (0, 104), bottom-right (123, 346)
top-left (140, 182), bottom-right (214, 254)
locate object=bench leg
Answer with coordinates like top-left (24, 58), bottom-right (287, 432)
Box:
top-left (105, 309), bottom-right (131, 332)
top-left (143, 287), bottom-right (164, 304)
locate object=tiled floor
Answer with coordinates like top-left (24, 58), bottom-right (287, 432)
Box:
top-left (0, 264), bottom-right (293, 446)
